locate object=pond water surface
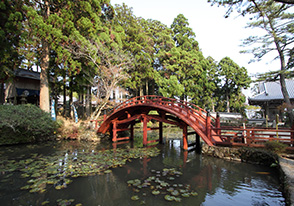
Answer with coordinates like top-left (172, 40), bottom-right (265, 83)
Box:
top-left (0, 134), bottom-right (286, 206)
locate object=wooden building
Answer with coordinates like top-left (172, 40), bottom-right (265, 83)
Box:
top-left (248, 79), bottom-right (294, 121)
top-left (5, 69), bottom-right (40, 105)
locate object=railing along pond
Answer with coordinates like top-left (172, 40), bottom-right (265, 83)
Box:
top-left (212, 126), bottom-right (294, 149)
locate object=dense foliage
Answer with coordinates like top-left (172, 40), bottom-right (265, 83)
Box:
top-left (0, 104), bottom-right (58, 145)
top-left (0, 0), bottom-right (253, 117)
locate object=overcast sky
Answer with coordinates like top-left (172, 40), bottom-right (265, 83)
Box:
top-left (110, 0), bottom-right (282, 97)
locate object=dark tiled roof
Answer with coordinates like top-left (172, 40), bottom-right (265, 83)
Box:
top-left (248, 79), bottom-right (294, 102)
top-left (15, 69), bottom-right (40, 80)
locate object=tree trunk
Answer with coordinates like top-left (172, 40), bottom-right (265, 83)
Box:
top-left (226, 89), bottom-right (230, 113)
top-left (86, 85), bottom-right (91, 117)
top-left (63, 79), bottom-right (66, 116)
top-left (280, 73), bottom-right (294, 125)
top-left (39, 0), bottom-right (50, 113)
top-left (268, 13), bottom-right (294, 125)
top-left (145, 79), bottom-right (149, 95)
top-left (40, 42), bottom-right (50, 112)
top-left (69, 80), bottom-right (73, 118)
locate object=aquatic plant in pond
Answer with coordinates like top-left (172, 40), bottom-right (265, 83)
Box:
top-left (127, 168), bottom-right (198, 203)
top-left (0, 147), bottom-right (160, 193)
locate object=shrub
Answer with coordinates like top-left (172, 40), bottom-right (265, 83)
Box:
top-left (265, 141), bottom-right (287, 154)
top-left (239, 147), bottom-right (279, 167)
top-left (0, 104), bottom-right (58, 145)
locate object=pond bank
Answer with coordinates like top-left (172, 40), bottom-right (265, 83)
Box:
top-left (279, 157), bottom-right (294, 206)
top-left (201, 144), bottom-right (293, 206)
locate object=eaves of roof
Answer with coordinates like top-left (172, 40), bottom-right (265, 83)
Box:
top-left (248, 79), bottom-right (294, 103)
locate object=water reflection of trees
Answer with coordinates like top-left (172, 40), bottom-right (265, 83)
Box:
top-left (182, 153), bottom-right (282, 205)
top-left (0, 138), bottom-right (283, 206)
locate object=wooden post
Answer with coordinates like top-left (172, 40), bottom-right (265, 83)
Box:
top-left (159, 122), bottom-right (163, 144)
top-left (143, 116), bottom-right (148, 146)
top-left (243, 123), bottom-right (247, 144)
top-left (266, 115), bottom-right (268, 128)
top-left (183, 124), bottom-right (188, 150)
top-left (206, 112), bottom-right (212, 141)
top-left (112, 121), bottom-right (117, 142)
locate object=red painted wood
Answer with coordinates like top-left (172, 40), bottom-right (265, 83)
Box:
top-left (143, 116), bottom-right (148, 146)
top-left (206, 113), bottom-right (211, 142)
top-left (147, 139), bottom-right (159, 144)
top-left (116, 136), bottom-right (130, 141)
top-left (112, 121), bottom-right (117, 142)
top-left (97, 96), bottom-right (220, 147)
top-left (183, 124), bottom-right (188, 150)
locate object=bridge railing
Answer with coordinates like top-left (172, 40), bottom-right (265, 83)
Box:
top-left (106, 95), bottom-right (214, 125)
top-left (212, 126), bottom-right (294, 149)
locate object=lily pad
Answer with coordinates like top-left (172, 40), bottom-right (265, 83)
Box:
top-left (171, 190), bottom-right (180, 196)
top-left (164, 195), bottom-right (175, 201)
top-left (191, 191), bottom-right (198, 196)
top-left (131, 195), bottom-right (140, 201)
top-left (41, 200), bottom-right (50, 205)
top-left (152, 190), bottom-right (160, 195)
top-left (181, 193), bottom-right (190, 197)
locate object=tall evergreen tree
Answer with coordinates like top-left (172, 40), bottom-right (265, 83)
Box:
top-left (0, 0), bottom-right (24, 104)
top-left (217, 57), bottom-right (250, 113)
top-left (21, 0), bottom-right (114, 112)
top-left (159, 14), bottom-right (208, 103)
top-left (114, 4), bottom-right (155, 96)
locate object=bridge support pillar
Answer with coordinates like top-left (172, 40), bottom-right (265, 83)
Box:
top-left (183, 124), bottom-right (188, 150)
top-left (143, 116), bottom-right (148, 146)
top-left (112, 121), bottom-right (117, 142)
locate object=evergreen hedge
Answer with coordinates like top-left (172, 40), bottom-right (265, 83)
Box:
top-left (0, 104), bottom-right (58, 145)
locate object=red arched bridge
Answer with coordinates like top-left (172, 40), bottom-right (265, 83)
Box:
top-left (97, 95), bottom-right (294, 150)
top-left (97, 95), bottom-right (221, 150)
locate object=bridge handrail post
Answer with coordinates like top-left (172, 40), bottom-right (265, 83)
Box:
top-left (206, 112), bottom-right (212, 141)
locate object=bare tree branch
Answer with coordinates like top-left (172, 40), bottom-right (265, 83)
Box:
top-left (64, 35), bottom-right (133, 120)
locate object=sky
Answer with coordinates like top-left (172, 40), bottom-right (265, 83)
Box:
top-left (110, 0), bottom-right (281, 97)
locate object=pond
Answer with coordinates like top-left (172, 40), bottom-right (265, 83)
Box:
top-left (0, 131), bottom-right (286, 206)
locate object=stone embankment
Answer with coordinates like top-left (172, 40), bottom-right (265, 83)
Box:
top-left (279, 156), bottom-right (294, 206)
top-left (201, 145), bottom-right (293, 206)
